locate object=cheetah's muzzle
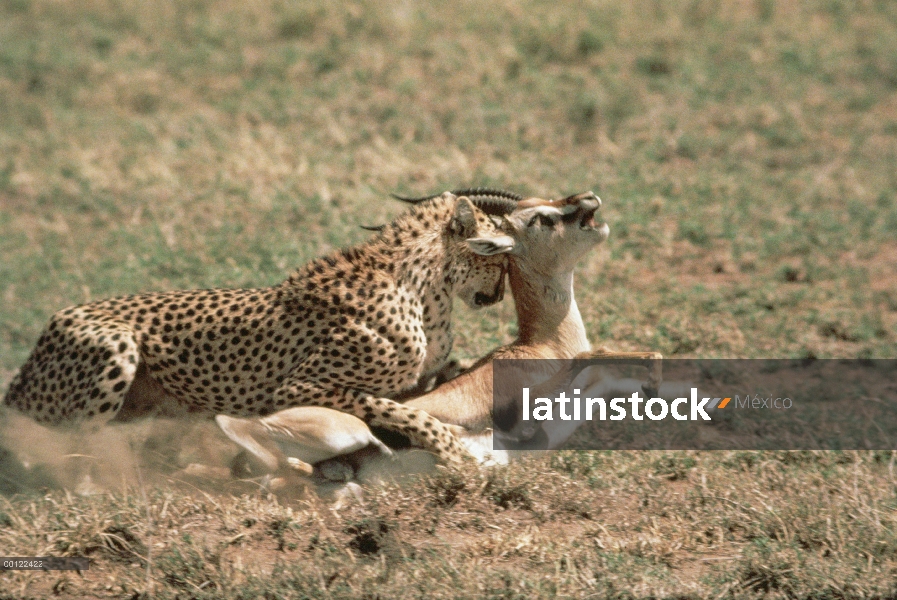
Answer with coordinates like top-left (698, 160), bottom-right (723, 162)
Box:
top-left (474, 262), bottom-right (507, 307)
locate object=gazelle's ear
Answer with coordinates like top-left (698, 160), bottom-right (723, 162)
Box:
top-left (466, 235), bottom-right (515, 256)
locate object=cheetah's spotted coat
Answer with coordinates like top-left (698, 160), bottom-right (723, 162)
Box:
top-left (3, 193), bottom-right (512, 461)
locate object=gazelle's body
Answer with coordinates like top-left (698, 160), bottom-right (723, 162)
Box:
top-left (216, 191), bottom-right (662, 482)
top-left (405, 249), bottom-right (596, 433)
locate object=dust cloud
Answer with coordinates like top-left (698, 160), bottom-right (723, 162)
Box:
top-left (0, 407), bottom-right (242, 497)
top-left (0, 406), bottom-right (450, 500)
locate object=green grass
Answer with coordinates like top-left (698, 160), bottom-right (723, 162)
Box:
top-left (1, 0), bottom-right (897, 597)
top-left (2, 0), bottom-right (896, 368)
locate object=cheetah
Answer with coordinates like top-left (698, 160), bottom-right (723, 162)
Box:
top-left (2, 191), bottom-right (519, 462)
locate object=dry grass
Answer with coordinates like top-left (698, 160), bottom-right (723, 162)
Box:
top-left (1, 0), bottom-right (896, 597)
top-left (2, 452), bottom-right (897, 598)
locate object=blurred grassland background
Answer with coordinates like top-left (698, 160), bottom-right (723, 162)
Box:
top-left (2, 0), bottom-right (897, 597)
top-left (1, 0), bottom-right (896, 377)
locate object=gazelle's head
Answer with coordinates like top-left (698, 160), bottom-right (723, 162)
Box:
top-left (466, 191), bottom-right (609, 275)
top-left (390, 188), bottom-right (608, 301)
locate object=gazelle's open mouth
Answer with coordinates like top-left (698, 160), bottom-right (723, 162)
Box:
top-left (554, 193), bottom-right (606, 235)
top-left (580, 209), bottom-right (599, 230)
top-left (563, 206), bottom-right (602, 230)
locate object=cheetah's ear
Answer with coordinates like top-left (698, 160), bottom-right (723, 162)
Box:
top-left (466, 235), bottom-right (515, 256)
top-left (448, 197), bottom-right (478, 239)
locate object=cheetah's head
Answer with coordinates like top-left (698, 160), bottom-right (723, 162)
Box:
top-left (443, 194), bottom-right (515, 309)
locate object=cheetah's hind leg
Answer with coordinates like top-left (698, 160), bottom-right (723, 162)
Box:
top-left (3, 309), bottom-right (142, 426)
top-left (2, 311), bottom-right (144, 493)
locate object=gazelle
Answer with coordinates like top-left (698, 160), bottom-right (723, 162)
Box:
top-left (214, 191), bottom-right (664, 483)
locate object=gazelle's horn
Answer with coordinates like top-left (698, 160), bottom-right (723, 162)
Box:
top-left (392, 187), bottom-right (522, 215)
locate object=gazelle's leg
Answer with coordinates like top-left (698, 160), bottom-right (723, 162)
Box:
top-left (268, 378), bottom-right (470, 464)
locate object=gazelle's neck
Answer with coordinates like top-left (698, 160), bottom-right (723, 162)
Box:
top-left (508, 260), bottom-right (590, 356)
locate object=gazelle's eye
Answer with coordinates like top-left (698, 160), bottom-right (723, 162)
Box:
top-left (527, 213), bottom-right (558, 228)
